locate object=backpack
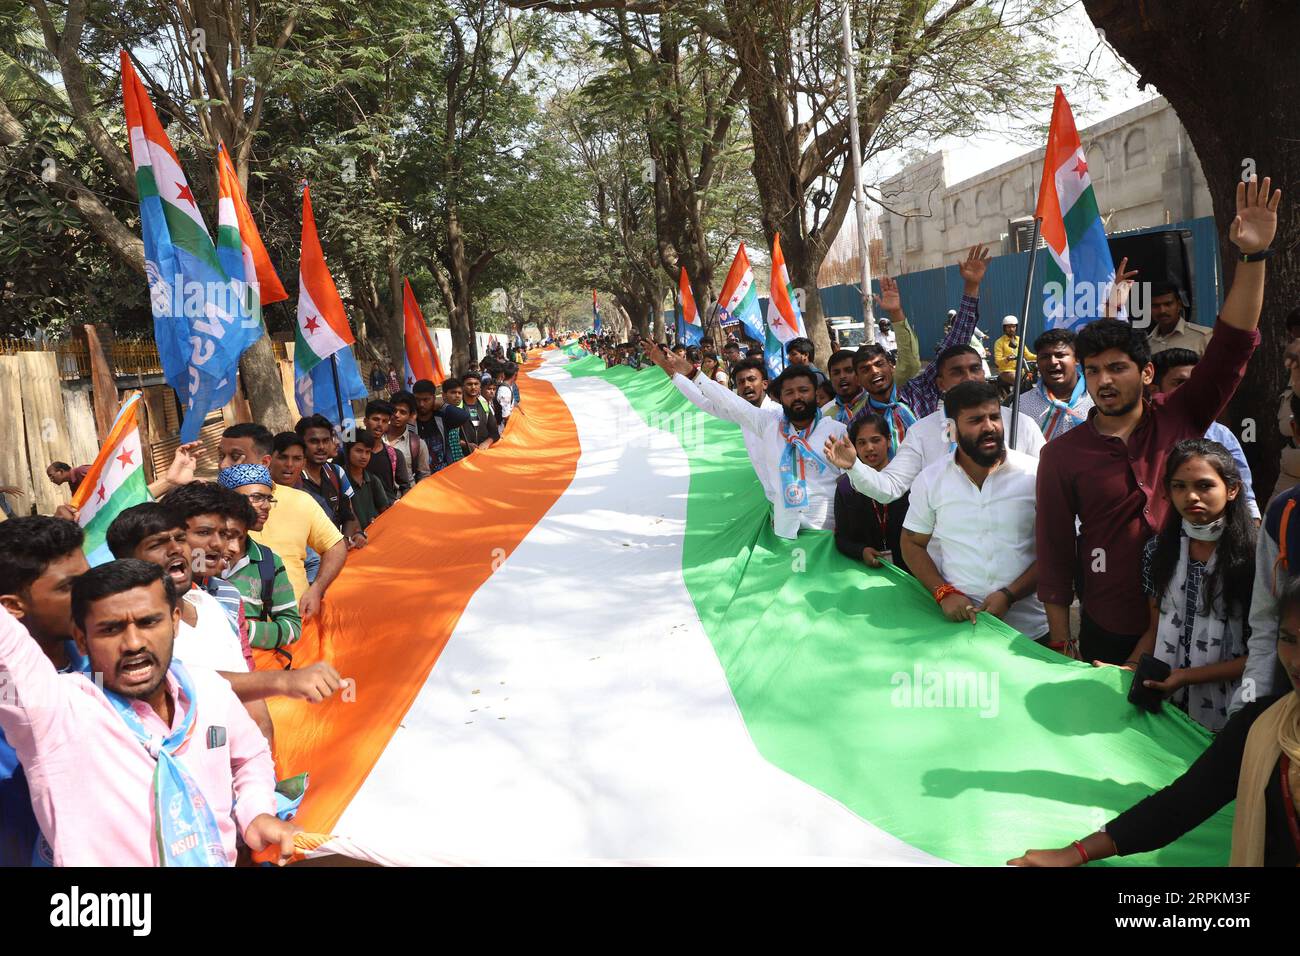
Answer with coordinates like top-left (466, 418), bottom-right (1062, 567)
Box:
top-left (1267, 485), bottom-right (1300, 593)
top-left (251, 544), bottom-right (293, 668)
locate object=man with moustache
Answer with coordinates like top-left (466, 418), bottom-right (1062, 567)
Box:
top-left (897, 381), bottom-right (1046, 639)
top-left (644, 341), bottom-right (847, 539)
top-left (0, 517), bottom-right (89, 866)
top-left (0, 560), bottom-right (299, 866)
top-left (1015, 328), bottom-right (1093, 441)
top-left (1036, 174), bottom-right (1278, 663)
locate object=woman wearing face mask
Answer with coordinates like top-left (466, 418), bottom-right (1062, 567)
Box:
top-left (1117, 439), bottom-right (1255, 732)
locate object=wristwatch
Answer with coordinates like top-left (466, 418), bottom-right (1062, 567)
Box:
top-left (998, 587), bottom-right (1017, 604)
top-left (1240, 248), bottom-right (1274, 263)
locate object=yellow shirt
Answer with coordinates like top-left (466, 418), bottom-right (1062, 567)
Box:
top-left (994, 334), bottom-right (1035, 374)
top-left (249, 483), bottom-right (344, 601)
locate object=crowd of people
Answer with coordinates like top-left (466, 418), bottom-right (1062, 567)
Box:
top-left (1, 172), bottom-right (1297, 868)
top-left (592, 176), bottom-right (1298, 867)
top-left (0, 352), bottom-right (523, 866)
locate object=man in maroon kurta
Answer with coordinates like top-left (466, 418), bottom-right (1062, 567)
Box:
top-left (1036, 175), bottom-right (1280, 663)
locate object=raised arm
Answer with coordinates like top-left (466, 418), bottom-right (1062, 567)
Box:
top-left (899, 244), bottom-right (989, 410)
top-left (1219, 175), bottom-right (1280, 333)
top-left (1168, 176), bottom-right (1279, 430)
top-left (875, 276), bottom-right (920, 385)
top-left (643, 338), bottom-right (769, 432)
top-left (0, 607), bottom-right (74, 763)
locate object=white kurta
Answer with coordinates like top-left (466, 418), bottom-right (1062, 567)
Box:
top-left (672, 373), bottom-right (847, 538)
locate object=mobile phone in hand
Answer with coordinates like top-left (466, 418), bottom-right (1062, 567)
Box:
top-left (1128, 653), bottom-right (1172, 714)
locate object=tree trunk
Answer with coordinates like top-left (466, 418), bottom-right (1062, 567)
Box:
top-left (1083, 0), bottom-right (1300, 501)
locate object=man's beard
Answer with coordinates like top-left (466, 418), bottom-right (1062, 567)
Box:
top-left (958, 428), bottom-right (1004, 467)
top-left (783, 398), bottom-right (814, 421)
top-left (1096, 392), bottom-right (1140, 417)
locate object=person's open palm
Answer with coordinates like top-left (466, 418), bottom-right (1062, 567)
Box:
top-left (823, 434), bottom-right (857, 470)
top-left (1230, 175), bottom-right (1281, 254)
top-left (958, 243), bottom-right (991, 285)
top-left (873, 275), bottom-right (901, 313)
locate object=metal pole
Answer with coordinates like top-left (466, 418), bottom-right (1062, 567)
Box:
top-left (841, 1), bottom-right (876, 346)
top-left (329, 352), bottom-right (346, 430)
top-left (1009, 218), bottom-right (1041, 450)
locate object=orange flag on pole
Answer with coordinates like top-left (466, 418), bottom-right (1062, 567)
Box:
top-left (402, 279), bottom-right (447, 387)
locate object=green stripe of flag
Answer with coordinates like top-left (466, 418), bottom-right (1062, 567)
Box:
top-left (160, 201), bottom-right (225, 273)
top-left (568, 356), bottom-right (1230, 866)
top-left (1062, 186), bottom-right (1103, 242)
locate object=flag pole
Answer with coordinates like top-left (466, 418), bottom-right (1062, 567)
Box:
top-left (840, 0), bottom-right (876, 347)
top-left (329, 352), bottom-right (346, 430)
top-left (1008, 218), bottom-right (1042, 451)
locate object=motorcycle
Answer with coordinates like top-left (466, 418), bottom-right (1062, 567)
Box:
top-left (998, 360), bottom-right (1038, 405)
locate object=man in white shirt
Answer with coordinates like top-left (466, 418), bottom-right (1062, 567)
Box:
top-left (644, 340), bottom-right (847, 539)
top-left (830, 344), bottom-right (1045, 504)
top-left (868, 380), bottom-right (1044, 639)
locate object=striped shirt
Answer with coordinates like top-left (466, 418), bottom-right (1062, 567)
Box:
top-left (224, 540), bottom-right (303, 651)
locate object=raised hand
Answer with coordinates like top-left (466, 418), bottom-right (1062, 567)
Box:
top-left (1230, 175), bottom-right (1281, 254)
top-left (822, 434), bottom-right (858, 470)
top-left (165, 441), bottom-right (202, 486)
top-left (873, 275), bottom-right (902, 314)
top-left (1104, 256), bottom-right (1140, 318)
top-left (958, 244), bottom-right (991, 291)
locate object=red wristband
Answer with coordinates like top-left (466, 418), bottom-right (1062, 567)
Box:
top-left (933, 583), bottom-right (965, 604)
top-left (1072, 840), bottom-right (1090, 864)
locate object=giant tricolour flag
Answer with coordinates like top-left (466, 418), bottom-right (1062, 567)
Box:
top-left (677, 267), bottom-right (703, 347)
top-left (1036, 87), bottom-right (1117, 331)
top-left (216, 142), bottom-right (288, 329)
top-left (294, 185), bottom-right (366, 425)
top-left (402, 279), bottom-right (447, 388)
top-left (121, 52), bottom-right (252, 441)
top-left (260, 348), bottom-right (1231, 866)
top-left (71, 393), bottom-right (150, 567)
top-left (763, 233), bottom-right (806, 378)
top-left (716, 243), bottom-right (764, 345)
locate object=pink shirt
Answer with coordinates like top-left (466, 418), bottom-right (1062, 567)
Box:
top-left (0, 609), bottom-right (276, 866)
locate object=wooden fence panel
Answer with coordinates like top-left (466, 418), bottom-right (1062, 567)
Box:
top-left (62, 388), bottom-right (102, 468)
top-left (0, 357), bottom-right (31, 514)
top-left (17, 352), bottom-right (75, 514)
